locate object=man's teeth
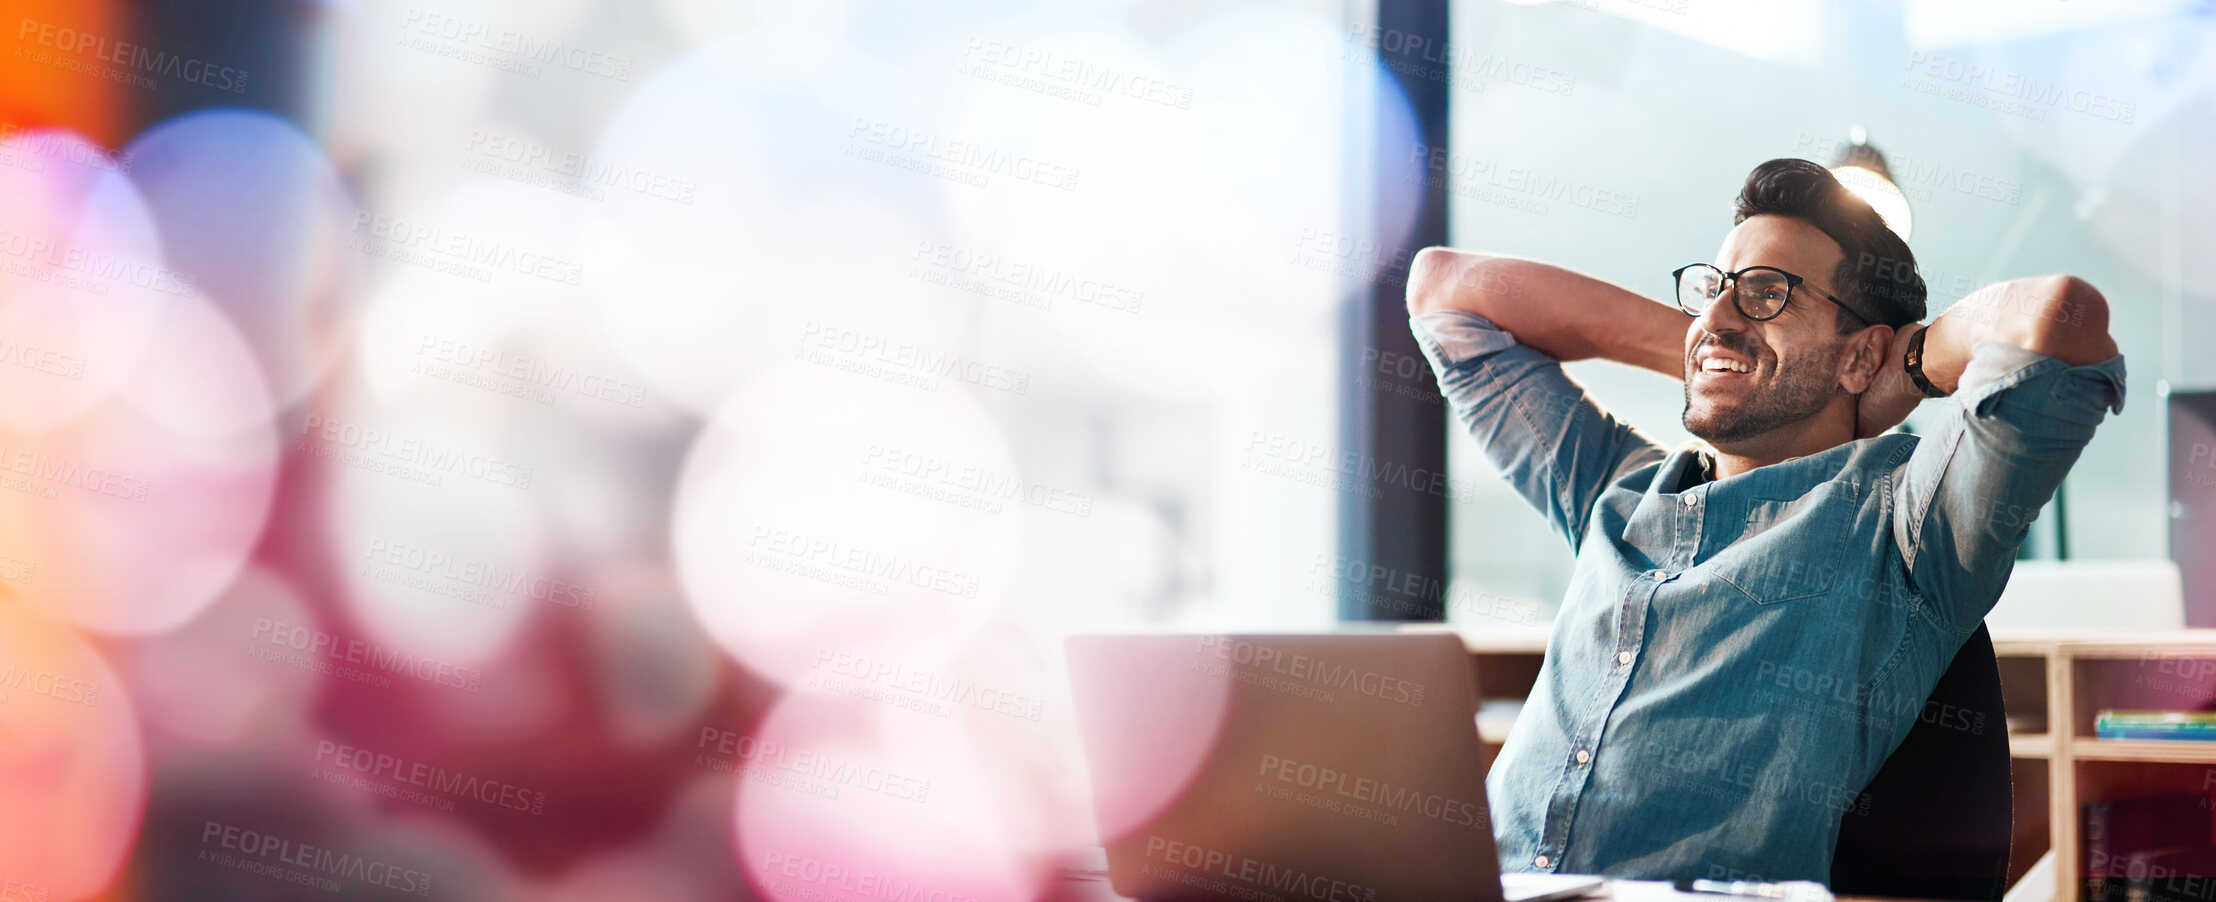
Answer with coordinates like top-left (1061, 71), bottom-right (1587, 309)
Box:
top-left (1700, 358), bottom-right (1752, 373)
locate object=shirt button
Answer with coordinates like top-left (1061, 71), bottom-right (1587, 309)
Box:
top-left (1575, 749), bottom-right (1591, 765)
top-left (1535, 855), bottom-right (1552, 869)
top-left (1682, 493), bottom-right (1699, 507)
top-left (1645, 569), bottom-right (1666, 580)
top-left (1617, 651), bottom-right (1633, 666)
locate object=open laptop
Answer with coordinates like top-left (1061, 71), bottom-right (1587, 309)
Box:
top-left (1065, 632), bottom-right (1602, 902)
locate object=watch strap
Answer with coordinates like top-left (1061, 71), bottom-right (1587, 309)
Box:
top-left (1903, 326), bottom-right (1948, 398)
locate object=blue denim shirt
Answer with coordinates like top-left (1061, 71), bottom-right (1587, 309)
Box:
top-left (1409, 310), bottom-right (2126, 883)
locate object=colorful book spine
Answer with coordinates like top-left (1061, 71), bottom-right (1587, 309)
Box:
top-left (2095, 711), bottom-right (2216, 741)
top-left (2097, 728), bottom-right (2216, 741)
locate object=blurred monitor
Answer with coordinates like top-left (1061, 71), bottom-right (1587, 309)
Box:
top-left (2172, 390), bottom-right (2216, 627)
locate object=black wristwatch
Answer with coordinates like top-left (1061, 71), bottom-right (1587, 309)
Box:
top-left (1902, 326), bottom-right (1948, 398)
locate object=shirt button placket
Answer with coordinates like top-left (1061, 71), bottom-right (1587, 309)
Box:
top-left (1680, 491), bottom-right (1702, 564)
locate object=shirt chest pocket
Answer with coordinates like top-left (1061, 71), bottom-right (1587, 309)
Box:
top-left (1714, 488), bottom-right (1854, 604)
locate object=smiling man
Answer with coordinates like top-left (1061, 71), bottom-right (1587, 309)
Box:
top-left (1404, 158), bottom-right (2126, 882)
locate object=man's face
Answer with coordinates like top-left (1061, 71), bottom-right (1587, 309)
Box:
top-left (1681, 214), bottom-right (1853, 446)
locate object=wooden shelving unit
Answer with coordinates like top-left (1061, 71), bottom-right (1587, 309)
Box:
top-left (1415, 624), bottom-right (2216, 902)
top-left (2040, 632), bottom-right (2216, 902)
top-left (2071, 738), bottom-right (2216, 764)
top-left (2010, 733), bottom-right (2055, 759)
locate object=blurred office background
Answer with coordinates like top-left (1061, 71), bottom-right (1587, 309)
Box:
top-left (0, 0), bottom-right (2207, 899)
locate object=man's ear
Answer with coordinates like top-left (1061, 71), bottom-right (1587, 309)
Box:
top-left (1837, 324), bottom-right (1896, 394)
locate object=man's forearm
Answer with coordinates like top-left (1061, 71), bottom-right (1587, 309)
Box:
top-left (1405, 247), bottom-right (1686, 379)
top-left (1912, 274), bottom-right (2117, 394)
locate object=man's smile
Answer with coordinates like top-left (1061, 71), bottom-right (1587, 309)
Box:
top-left (1689, 344), bottom-right (1765, 390)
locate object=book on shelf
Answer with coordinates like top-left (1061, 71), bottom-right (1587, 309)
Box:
top-left (2096, 710), bottom-right (2216, 741)
top-left (2084, 795), bottom-right (2214, 902)
top-left (2120, 846), bottom-right (2216, 902)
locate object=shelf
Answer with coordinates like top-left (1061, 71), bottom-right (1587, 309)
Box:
top-left (2008, 733), bottom-right (2053, 759)
top-left (2071, 738), bottom-right (2216, 764)
top-left (2054, 632), bottom-right (2216, 658)
top-left (1991, 630), bottom-right (2081, 657)
top-left (1403, 623), bottom-right (1550, 654)
top-left (1987, 629), bottom-right (2216, 658)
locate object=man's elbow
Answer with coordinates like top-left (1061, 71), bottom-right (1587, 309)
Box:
top-left (1405, 246), bottom-right (1454, 317)
top-left (2020, 274), bottom-right (2117, 364)
top-left (1405, 246), bottom-right (1495, 318)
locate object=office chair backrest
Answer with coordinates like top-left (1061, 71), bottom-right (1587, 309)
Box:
top-left (1830, 623), bottom-right (2012, 901)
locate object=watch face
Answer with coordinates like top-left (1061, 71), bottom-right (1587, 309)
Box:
top-left (1902, 328), bottom-right (1945, 397)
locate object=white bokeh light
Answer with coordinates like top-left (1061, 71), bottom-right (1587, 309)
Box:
top-left (585, 35), bottom-right (954, 414)
top-left (674, 359), bottom-right (1022, 687)
top-left (322, 383), bottom-right (549, 664)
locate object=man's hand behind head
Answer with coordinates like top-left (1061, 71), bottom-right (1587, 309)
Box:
top-left (1855, 324), bottom-right (1927, 439)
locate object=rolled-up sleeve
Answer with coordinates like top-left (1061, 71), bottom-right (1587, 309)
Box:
top-left (1409, 310), bottom-right (1665, 553)
top-left (1891, 340), bottom-right (2127, 633)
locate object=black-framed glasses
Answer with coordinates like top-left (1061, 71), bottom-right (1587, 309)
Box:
top-left (1672, 263), bottom-right (1871, 327)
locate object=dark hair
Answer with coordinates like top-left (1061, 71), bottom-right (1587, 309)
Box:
top-left (1733, 158), bottom-right (1925, 332)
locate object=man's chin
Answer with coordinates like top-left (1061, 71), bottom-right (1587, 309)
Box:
top-left (1683, 384), bottom-right (1771, 442)
top-left (1683, 405), bottom-right (1751, 445)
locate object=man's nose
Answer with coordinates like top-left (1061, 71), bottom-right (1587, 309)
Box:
top-left (1695, 287), bottom-right (1750, 336)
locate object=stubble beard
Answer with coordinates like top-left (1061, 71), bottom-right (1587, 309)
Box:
top-left (1682, 342), bottom-right (1844, 445)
